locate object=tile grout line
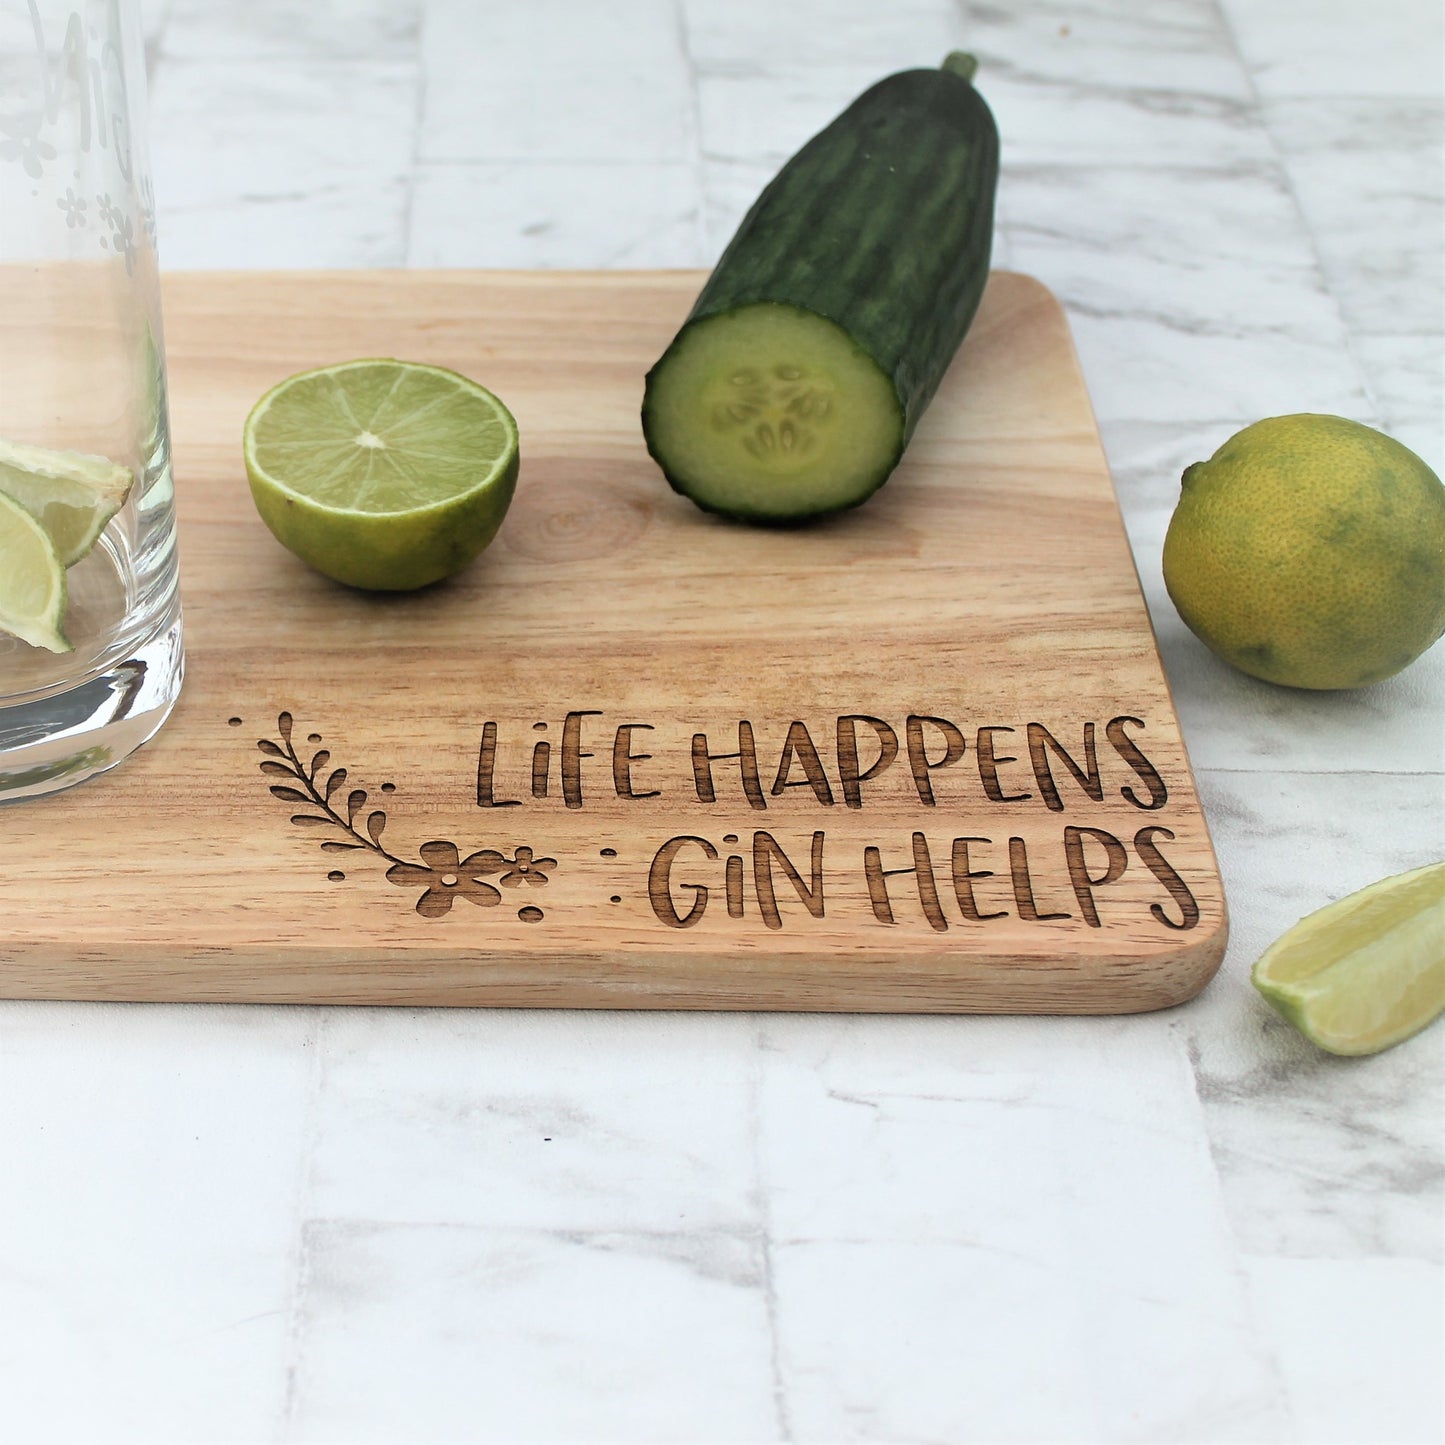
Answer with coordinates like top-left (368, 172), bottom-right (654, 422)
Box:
top-left (674, 0), bottom-right (711, 265)
top-left (399, 8), bottom-right (430, 269)
top-left (747, 1019), bottom-right (795, 1443)
top-left (1170, 1015), bottom-right (1300, 1435)
top-left (275, 1007), bottom-right (328, 1443)
top-left (1196, 764), bottom-right (1445, 780)
top-left (1211, 0), bottom-right (1387, 431)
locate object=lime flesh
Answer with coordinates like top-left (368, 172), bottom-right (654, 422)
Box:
top-left (243, 358), bottom-right (520, 591)
top-left (1252, 861), bottom-right (1445, 1055)
top-left (0, 437), bottom-right (134, 567)
top-left (0, 489), bottom-right (71, 652)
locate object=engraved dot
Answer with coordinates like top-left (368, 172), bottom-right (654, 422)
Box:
top-left (327, 870), bottom-right (345, 882)
top-left (519, 906), bottom-right (544, 923)
top-left (532, 722), bottom-right (548, 731)
top-left (610, 895), bottom-right (622, 904)
top-left (307, 733), bottom-right (321, 744)
top-left (723, 834), bottom-right (738, 845)
top-left (381, 782), bottom-right (396, 793)
top-left (600, 847), bottom-right (617, 858)
top-left (227, 717), bottom-right (242, 727)
top-left (441, 873), bottom-right (458, 887)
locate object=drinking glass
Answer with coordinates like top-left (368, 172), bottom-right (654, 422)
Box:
top-left (0, 0), bottom-right (182, 801)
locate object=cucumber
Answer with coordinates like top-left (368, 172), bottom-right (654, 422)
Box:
top-left (642, 52), bottom-right (999, 524)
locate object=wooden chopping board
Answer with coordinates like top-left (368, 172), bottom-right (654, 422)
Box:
top-left (0, 270), bottom-right (1227, 1011)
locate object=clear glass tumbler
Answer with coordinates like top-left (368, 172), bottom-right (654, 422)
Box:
top-left (0, 0), bottom-right (182, 801)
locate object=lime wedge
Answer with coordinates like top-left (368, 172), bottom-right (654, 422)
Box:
top-left (0, 489), bottom-right (71, 652)
top-left (0, 437), bottom-right (134, 567)
top-left (242, 358), bottom-right (520, 591)
top-left (1252, 861), bottom-right (1445, 1055)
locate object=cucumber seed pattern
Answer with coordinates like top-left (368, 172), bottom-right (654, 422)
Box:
top-left (711, 365), bottom-right (834, 465)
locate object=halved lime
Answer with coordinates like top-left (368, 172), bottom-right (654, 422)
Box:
top-left (242, 358), bottom-right (520, 591)
top-left (1252, 861), bottom-right (1445, 1055)
top-left (0, 489), bottom-right (71, 652)
top-left (0, 437), bottom-right (134, 567)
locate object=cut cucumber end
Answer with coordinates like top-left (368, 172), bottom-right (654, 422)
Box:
top-left (642, 303), bottom-right (904, 523)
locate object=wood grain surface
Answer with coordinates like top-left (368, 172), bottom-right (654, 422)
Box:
top-left (0, 269), bottom-right (1227, 1010)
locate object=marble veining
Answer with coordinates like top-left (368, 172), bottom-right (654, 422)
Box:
top-left (1, 1), bottom-right (1441, 1442)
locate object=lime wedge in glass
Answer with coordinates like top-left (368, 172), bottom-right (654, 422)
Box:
top-left (242, 358), bottom-right (520, 591)
top-left (1252, 861), bottom-right (1445, 1055)
top-left (0, 437), bottom-right (134, 567)
top-left (0, 489), bottom-right (71, 652)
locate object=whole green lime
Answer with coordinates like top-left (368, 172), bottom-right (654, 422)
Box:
top-left (1162, 414), bottom-right (1445, 689)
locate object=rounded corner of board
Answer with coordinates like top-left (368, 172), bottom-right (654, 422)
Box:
top-left (1135, 908), bottom-right (1232, 1013)
top-left (987, 269), bottom-right (1067, 316)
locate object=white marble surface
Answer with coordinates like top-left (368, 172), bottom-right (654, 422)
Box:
top-left (3, 2), bottom-right (1443, 1441)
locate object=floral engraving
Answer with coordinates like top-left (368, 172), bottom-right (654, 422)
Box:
top-left (0, 116), bottom-right (56, 177)
top-left (385, 842), bottom-right (507, 920)
top-left (55, 185), bottom-right (85, 226)
top-left (257, 711), bottom-right (556, 922)
top-left (500, 846), bottom-right (557, 887)
top-left (1, 1), bottom-right (151, 269)
top-left (139, 174), bottom-right (156, 247)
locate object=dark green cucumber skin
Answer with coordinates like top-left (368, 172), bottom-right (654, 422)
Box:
top-left (642, 60), bottom-right (1000, 522)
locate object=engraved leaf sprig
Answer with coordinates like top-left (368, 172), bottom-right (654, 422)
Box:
top-left (258, 710), bottom-right (405, 867)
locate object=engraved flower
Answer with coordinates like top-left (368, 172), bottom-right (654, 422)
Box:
top-left (139, 175), bottom-right (157, 247)
top-left (110, 211), bottom-right (137, 274)
top-left (499, 846), bottom-right (556, 887)
top-left (56, 188), bottom-right (86, 228)
top-left (0, 120), bottom-right (56, 179)
top-left (385, 840), bottom-right (505, 919)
